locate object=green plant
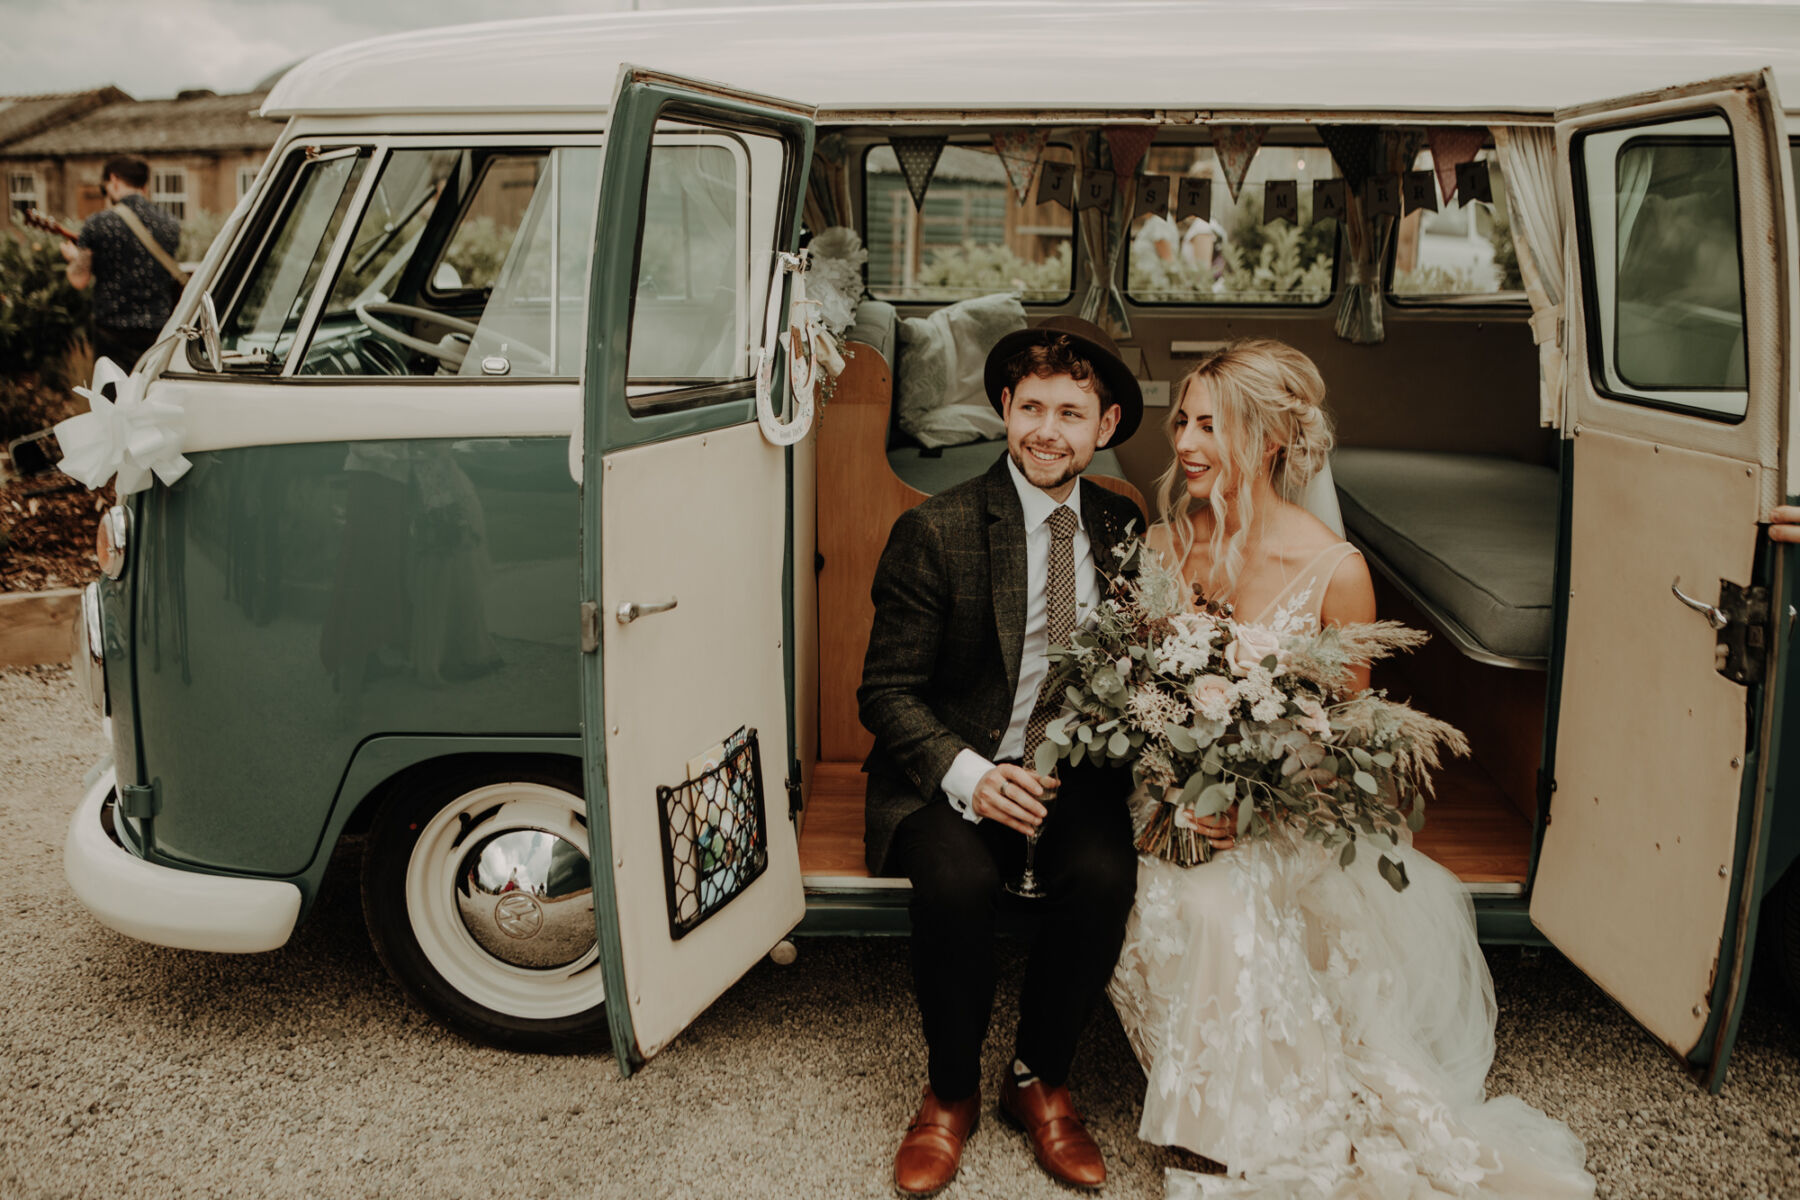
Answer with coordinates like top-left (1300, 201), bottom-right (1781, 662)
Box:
top-left (0, 233), bottom-right (89, 443)
top-left (912, 240), bottom-right (1074, 301)
top-left (1131, 222), bottom-right (1332, 303)
top-left (179, 210), bottom-right (229, 264)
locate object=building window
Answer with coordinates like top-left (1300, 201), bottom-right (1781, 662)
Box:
top-left (9, 172), bottom-right (40, 222)
top-left (236, 166), bottom-right (258, 199)
top-left (151, 169), bottom-right (187, 220)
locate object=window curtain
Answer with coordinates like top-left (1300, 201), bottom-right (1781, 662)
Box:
top-left (1491, 125), bottom-right (1568, 428)
top-left (803, 133), bottom-right (853, 233)
top-left (1074, 131), bottom-right (1132, 339)
top-left (1333, 127), bottom-right (1424, 345)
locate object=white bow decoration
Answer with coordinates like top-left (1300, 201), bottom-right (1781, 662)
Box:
top-left (55, 356), bottom-right (192, 494)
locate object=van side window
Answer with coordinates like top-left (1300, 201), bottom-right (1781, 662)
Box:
top-left (1126, 143), bottom-right (1338, 306)
top-left (1576, 114), bottom-right (1747, 419)
top-left (213, 149), bottom-right (367, 369)
top-left (1390, 148), bottom-right (1525, 303)
top-left (862, 143), bottom-right (1076, 304)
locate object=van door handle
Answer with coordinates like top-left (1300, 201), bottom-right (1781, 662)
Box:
top-left (1671, 577), bottom-right (1729, 631)
top-left (616, 597), bottom-right (678, 624)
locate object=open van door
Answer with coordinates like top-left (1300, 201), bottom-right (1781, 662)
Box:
top-left (579, 66), bottom-right (816, 1075)
top-left (1534, 69), bottom-right (1796, 1090)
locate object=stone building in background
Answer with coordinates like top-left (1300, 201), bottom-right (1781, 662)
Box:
top-left (1, 88), bottom-right (278, 232)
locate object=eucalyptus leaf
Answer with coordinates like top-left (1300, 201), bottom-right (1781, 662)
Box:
top-left (1351, 746), bottom-right (1374, 770)
top-left (1406, 806), bottom-right (1427, 833)
top-left (1078, 724), bottom-right (1094, 744)
top-left (1236, 797), bottom-right (1253, 837)
top-left (1373, 750), bottom-right (1395, 769)
top-left (1070, 740), bottom-right (1086, 767)
top-left (1202, 745), bottom-right (1223, 775)
top-left (1047, 720), bottom-right (1073, 747)
top-left (1065, 686), bottom-right (1085, 708)
top-left (1179, 772), bottom-right (1209, 805)
top-left (1166, 723), bottom-right (1199, 755)
top-left (1108, 730), bottom-right (1131, 757)
top-left (1353, 770), bottom-right (1379, 794)
top-left (1196, 780), bottom-right (1235, 816)
top-left (1377, 854), bottom-right (1409, 893)
top-left (1339, 840), bottom-right (1356, 868)
top-left (1033, 739), bottom-right (1061, 776)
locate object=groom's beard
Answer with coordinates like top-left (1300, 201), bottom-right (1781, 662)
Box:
top-left (1010, 442), bottom-right (1091, 492)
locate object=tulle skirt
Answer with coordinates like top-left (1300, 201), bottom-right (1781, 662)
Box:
top-left (1109, 822), bottom-right (1596, 1199)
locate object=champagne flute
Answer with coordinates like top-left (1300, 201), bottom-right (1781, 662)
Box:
top-left (1007, 774), bottom-right (1060, 899)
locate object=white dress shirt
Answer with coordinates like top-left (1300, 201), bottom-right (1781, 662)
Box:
top-left (940, 455), bottom-right (1099, 822)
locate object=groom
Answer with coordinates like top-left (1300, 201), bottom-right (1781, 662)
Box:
top-left (860, 316), bottom-right (1145, 1194)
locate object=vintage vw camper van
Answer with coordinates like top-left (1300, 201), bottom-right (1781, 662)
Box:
top-left (57, 2), bottom-right (1800, 1090)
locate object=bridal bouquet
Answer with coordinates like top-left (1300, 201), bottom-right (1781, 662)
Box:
top-left (1036, 543), bottom-right (1467, 890)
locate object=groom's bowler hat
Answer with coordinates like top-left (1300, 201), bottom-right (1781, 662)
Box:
top-left (984, 315), bottom-right (1145, 444)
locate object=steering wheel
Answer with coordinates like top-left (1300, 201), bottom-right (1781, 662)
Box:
top-left (354, 301), bottom-right (551, 372)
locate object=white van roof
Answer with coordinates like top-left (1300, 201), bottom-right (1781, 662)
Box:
top-left (263, 0), bottom-right (1800, 122)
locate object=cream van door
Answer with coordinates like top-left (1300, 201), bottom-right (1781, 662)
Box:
top-left (578, 66), bottom-right (816, 1076)
top-left (1534, 69), bottom-right (1795, 1088)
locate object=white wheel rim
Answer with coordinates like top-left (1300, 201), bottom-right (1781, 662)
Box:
top-left (406, 781), bottom-right (605, 1020)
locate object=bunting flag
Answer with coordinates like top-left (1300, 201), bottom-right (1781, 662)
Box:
top-left (992, 128), bottom-right (1050, 206)
top-left (1209, 124), bottom-right (1267, 203)
top-left (1426, 126), bottom-right (1487, 204)
top-left (1318, 125), bottom-right (1381, 193)
top-left (1364, 174), bottom-right (1402, 218)
top-left (1077, 169), bottom-right (1116, 211)
top-left (1264, 179), bottom-right (1299, 225)
top-left (1402, 170), bottom-right (1439, 214)
top-left (1312, 178), bottom-right (1348, 223)
top-left (1104, 125), bottom-right (1157, 180)
top-left (1455, 159), bottom-right (1494, 204)
top-left (889, 135), bottom-right (947, 209)
top-left (1134, 174), bottom-right (1172, 220)
top-left (1176, 176), bottom-right (1213, 223)
top-left (1037, 159), bottom-right (1075, 209)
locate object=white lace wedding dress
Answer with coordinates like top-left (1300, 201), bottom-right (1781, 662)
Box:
top-left (1109, 543), bottom-right (1595, 1199)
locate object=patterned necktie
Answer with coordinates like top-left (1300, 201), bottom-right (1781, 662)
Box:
top-left (1024, 505), bottom-right (1079, 760)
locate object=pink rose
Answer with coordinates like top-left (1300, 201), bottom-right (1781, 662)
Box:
top-left (1227, 624), bottom-right (1282, 677)
top-left (1189, 674), bottom-right (1235, 720)
top-left (1293, 694), bottom-right (1332, 738)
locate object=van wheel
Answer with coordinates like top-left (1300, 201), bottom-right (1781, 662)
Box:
top-left (361, 759), bottom-right (609, 1052)
top-left (1761, 862), bottom-right (1800, 1011)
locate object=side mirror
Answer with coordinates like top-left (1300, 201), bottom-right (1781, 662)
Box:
top-left (180, 293), bottom-right (223, 372)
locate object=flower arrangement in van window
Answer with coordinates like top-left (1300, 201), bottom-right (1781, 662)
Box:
top-left (1037, 541), bottom-right (1467, 889)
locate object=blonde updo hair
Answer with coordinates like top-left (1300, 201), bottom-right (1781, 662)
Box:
top-left (1154, 338), bottom-right (1335, 600)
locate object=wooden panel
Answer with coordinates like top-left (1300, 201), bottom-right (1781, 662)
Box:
top-left (799, 758), bottom-right (1528, 886)
top-left (0, 588), bottom-right (81, 668)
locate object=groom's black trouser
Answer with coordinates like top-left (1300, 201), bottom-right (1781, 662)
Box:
top-left (886, 764), bottom-right (1136, 1102)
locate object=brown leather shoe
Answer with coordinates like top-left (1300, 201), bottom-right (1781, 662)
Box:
top-left (893, 1085), bottom-right (980, 1196)
top-left (998, 1074), bottom-right (1106, 1190)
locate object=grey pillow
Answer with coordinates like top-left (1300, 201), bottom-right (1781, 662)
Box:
top-left (895, 293), bottom-right (1026, 449)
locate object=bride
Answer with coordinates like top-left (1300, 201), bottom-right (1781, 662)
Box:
top-left (1108, 339), bottom-right (1596, 1199)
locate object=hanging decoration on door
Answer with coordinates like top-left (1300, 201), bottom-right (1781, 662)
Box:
top-left (1426, 126), bottom-right (1487, 203)
top-left (1104, 125), bottom-right (1157, 181)
top-left (55, 356), bottom-right (191, 495)
top-left (992, 128), bottom-right (1050, 206)
top-left (756, 250), bottom-right (820, 447)
top-left (1209, 124), bottom-right (1267, 202)
top-left (889, 135), bottom-right (947, 209)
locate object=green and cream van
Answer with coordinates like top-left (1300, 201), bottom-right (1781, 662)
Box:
top-left (58, 1), bottom-right (1800, 1090)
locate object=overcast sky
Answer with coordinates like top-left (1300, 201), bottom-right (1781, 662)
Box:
top-left (0, 0), bottom-right (857, 99)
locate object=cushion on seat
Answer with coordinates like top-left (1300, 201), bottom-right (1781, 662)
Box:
top-left (845, 299), bottom-right (897, 367)
top-left (1332, 448), bottom-right (1558, 663)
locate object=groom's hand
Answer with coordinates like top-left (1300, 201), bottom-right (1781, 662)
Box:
top-left (1771, 506), bottom-right (1800, 544)
top-left (972, 765), bottom-right (1049, 835)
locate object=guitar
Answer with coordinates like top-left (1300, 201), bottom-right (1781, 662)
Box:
top-left (20, 208), bottom-right (78, 244)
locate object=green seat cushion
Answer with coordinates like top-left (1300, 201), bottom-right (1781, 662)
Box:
top-left (887, 441), bottom-right (1127, 497)
top-left (1332, 448), bottom-right (1558, 662)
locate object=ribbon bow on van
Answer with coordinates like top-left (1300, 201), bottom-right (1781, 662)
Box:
top-left (54, 357), bottom-right (192, 494)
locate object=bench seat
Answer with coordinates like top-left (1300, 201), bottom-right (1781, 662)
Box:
top-left (1332, 448), bottom-right (1558, 668)
top-left (887, 439), bottom-right (1128, 497)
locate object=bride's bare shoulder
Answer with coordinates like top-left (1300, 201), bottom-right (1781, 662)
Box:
top-left (1143, 521), bottom-right (1183, 567)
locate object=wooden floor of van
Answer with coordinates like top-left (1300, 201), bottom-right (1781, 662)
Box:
top-left (797, 757), bottom-right (1531, 894)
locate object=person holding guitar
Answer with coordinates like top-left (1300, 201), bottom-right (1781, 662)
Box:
top-left (57, 157), bottom-right (184, 372)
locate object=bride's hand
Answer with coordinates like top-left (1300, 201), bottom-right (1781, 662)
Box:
top-left (1173, 797), bottom-right (1237, 851)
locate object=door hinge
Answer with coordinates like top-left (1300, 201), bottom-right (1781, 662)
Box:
top-left (119, 781), bottom-right (159, 820)
top-left (580, 601), bottom-right (600, 654)
top-left (1715, 581), bottom-right (1771, 686)
top-left (785, 775), bottom-right (802, 822)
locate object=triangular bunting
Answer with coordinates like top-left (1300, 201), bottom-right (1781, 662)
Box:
top-left (1104, 125), bottom-right (1157, 180)
top-left (1037, 160), bottom-right (1075, 209)
top-left (1264, 179), bottom-right (1298, 225)
top-left (1134, 175), bottom-right (1172, 220)
top-left (1426, 126), bottom-right (1487, 204)
top-left (1209, 125), bottom-right (1266, 204)
top-left (1176, 176), bottom-right (1212, 223)
top-left (1312, 178), bottom-right (1348, 223)
top-left (1364, 174), bottom-right (1402, 218)
top-left (1455, 159), bottom-right (1493, 204)
top-left (1078, 169), bottom-right (1116, 211)
top-left (1402, 170), bottom-right (1439, 215)
top-left (1318, 125), bottom-right (1380, 193)
top-left (992, 128), bottom-right (1050, 206)
top-left (889, 135), bottom-right (947, 209)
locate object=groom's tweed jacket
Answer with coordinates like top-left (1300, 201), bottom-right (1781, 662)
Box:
top-left (858, 453), bottom-right (1143, 873)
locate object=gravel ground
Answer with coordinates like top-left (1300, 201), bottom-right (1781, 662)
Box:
top-left (4, 664), bottom-right (1800, 1199)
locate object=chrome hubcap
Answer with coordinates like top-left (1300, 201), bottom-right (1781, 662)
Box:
top-left (454, 828), bottom-right (596, 970)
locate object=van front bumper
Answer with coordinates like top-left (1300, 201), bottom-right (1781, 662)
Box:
top-left (64, 764), bottom-right (301, 953)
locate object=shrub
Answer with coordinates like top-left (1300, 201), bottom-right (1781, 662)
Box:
top-left (912, 241), bottom-right (1074, 302)
top-left (0, 233), bottom-right (89, 444)
top-left (179, 210), bottom-right (229, 264)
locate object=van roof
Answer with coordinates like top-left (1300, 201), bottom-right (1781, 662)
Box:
top-left (263, 0), bottom-right (1800, 122)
